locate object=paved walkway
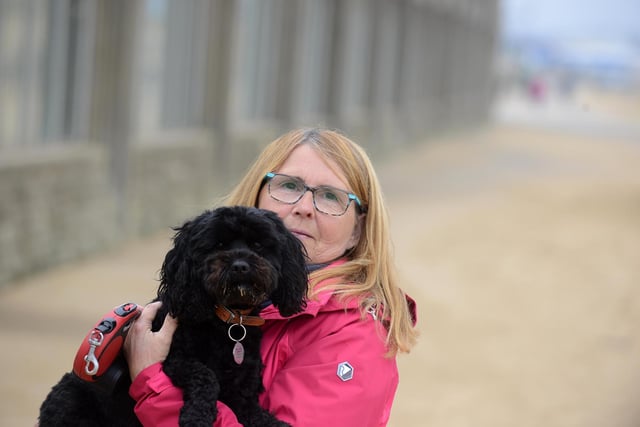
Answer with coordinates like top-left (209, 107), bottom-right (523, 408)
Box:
top-left (2, 94), bottom-right (640, 426)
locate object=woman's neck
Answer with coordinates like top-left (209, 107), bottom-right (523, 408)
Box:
top-left (306, 262), bottom-right (330, 273)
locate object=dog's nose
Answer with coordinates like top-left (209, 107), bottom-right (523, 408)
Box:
top-left (231, 259), bottom-right (250, 273)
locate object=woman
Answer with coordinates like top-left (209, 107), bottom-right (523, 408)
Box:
top-left (125, 128), bottom-right (418, 426)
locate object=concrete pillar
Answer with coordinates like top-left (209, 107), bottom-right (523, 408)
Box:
top-left (329, 0), bottom-right (373, 135)
top-left (90, 0), bottom-right (141, 226)
top-left (202, 0), bottom-right (236, 179)
top-left (367, 0), bottom-right (403, 148)
top-left (397, 1), bottom-right (428, 139)
top-left (273, 0), bottom-right (301, 126)
top-left (161, 0), bottom-right (210, 128)
top-left (289, 0), bottom-right (336, 125)
top-left (0, 0), bottom-right (48, 147)
top-left (420, 4), bottom-right (449, 134)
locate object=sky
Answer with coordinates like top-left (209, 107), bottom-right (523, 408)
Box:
top-left (501, 0), bottom-right (640, 42)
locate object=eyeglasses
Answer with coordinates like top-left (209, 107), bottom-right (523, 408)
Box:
top-left (264, 172), bottom-right (364, 216)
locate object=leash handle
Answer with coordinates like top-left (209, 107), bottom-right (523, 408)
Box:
top-left (72, 303), bottom-right (142, 382)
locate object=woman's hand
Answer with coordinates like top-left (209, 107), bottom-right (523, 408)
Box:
top-left (124, 301), bottom-right (178, 381)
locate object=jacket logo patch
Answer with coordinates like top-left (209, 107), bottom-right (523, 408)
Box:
top-left (337, 361), bottom-right (354, 381)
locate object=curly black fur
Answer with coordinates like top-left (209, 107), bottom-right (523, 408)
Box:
top-left (39, 206), bottom-right (308, 427)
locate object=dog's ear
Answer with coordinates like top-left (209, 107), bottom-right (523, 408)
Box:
top-left (158, 224), bottom-right (190, 317)
top-left (158, 214), bottom-right (209, 319)
top-left (269, 217), bottom-right (309, 317)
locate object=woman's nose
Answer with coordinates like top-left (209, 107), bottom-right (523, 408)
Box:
top-left (292, 190), bottom-right (315, 216)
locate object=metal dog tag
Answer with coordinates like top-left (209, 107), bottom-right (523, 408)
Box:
top-left (233, 342), bottom-right (245, 365)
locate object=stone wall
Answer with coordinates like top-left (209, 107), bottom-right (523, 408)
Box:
top-left (1, 145), bottom-right (115, 284)
top-left (0, 134), bottom-right (217, 286)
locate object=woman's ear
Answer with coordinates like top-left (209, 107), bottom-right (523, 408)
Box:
top-left (346, 213), bottom-right (365, 250)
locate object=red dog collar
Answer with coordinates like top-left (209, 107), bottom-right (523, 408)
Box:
top-left (215, 305), bottom-right (265, 327)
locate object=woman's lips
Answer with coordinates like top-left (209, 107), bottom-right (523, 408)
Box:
top-left (290, 229), bottom-right (311, 239)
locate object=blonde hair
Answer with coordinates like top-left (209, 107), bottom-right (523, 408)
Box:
top-left (223, 128), bottom-right (417, 355)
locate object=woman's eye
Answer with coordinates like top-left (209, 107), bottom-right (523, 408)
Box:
top-left (323, 191), bottom-right (339, 201)
top-left (318, 189), bottom-right (340, 202)
top-left (282, 182), bottom-right (298, 190)
top-left (279, 178), bottom-right (304, 192)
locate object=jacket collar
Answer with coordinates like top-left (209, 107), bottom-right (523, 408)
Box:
top-left (260, 259), bottom-right (418, 327)
top-left (260, 259), bottom-right (348, 320)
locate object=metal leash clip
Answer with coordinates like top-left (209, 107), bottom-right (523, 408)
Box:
top-left (83, 330), bottom-right (105, 376)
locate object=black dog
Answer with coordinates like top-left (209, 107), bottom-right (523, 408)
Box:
top-left (39, 206), bottom-right (308, 426)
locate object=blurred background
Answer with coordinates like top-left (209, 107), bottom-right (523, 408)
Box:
top-left (0, 0), bottom-right (499, 282)
top-left (1, 0), bottom-right (640, 426)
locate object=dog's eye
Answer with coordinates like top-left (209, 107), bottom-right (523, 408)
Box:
top-left (251, 242), bottom-right (263, 251)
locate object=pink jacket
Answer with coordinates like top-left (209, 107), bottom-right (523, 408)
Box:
top-left (130, 262), bottom-right (414, 426)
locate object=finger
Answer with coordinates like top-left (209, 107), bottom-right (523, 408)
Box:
top-left (160, 313), bottom-right (178, 337)
top-left (138, 301), bottom-right (163, 328)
